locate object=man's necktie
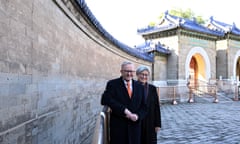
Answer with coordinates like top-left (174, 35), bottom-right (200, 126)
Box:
top-left (127, 81), bottom-right (132, 98)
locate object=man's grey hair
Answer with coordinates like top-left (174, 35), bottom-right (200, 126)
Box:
top-left (121, 61), bottom-right (133, 69)
top-left (136, 65), bottom-right (150, 75)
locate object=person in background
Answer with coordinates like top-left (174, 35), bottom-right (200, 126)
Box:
top-left (136, 65), bottom-right (161, 144)
top-left (101, 61), bottom-right (147, 144)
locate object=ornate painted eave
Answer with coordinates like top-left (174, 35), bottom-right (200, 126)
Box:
top-left (228, 33), bottom-right (240, 41)
top-left (137, 11), bottom-right (225, 39)
top-left (141, 28), bottom-right (177, 41)
top-left (71, 0), bottom-right (153, 62)
top-left (179, 29), bottom-right (219, 41)
top-left (141, 28), bottom-right (220, 41)
top-left (207, 16), bottom-right (240, 36)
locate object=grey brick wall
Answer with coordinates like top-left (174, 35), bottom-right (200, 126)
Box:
top-left (0, 0), bottom-right (151, 144)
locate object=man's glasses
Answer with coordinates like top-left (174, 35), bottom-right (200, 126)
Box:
top-left (122, 70), bottom-right (135, 73)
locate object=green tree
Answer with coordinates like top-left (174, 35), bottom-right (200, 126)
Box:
top-left (158, 8), bottom-right (206, 24)
top-left (169, 8), bottom-right (206, 24)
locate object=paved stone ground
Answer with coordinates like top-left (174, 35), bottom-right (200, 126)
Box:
top-left (157, 93), bottom-right (240, 144)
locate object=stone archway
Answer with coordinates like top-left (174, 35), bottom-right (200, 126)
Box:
top-left (185, 47), bottom-right (211, 103)
top-left (185, 47), bottom-right (211, 82)
top-left (233, 50), bottom-right (240, 80)
top-left (236, 57), bottom-right (240, 80)
top-left (189, 56), bottom-right (198, 87)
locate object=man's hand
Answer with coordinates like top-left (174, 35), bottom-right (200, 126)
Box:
top-left (129, 113), bottom-right (138, 121)
top-left (124, 109), bottom-right (138, 121)
top-left (124, 109), bottom-right (131, 116)
top-left (155, 127), bottom-right (160, 132)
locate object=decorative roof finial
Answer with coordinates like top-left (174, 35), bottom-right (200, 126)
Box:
top-left (192, 17), bottom-right (197, 23)
top-left (164, 10), bottom-right (168, 16)
top-left (210, 16), bottom-right (214, 22)
top-left (232, 22), bottom-right (236, 29)
top-left (233, 22), bottom-right (236, 26)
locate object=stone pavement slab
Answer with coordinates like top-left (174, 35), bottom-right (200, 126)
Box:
top-left (157, 98), bottom-right (240, 144)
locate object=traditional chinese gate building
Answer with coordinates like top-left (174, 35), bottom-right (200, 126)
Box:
top-left (137, 11), bottom-right (240, 87)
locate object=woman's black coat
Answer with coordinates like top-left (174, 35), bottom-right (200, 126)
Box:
top-left (141, 83), bottom-right (161, 144)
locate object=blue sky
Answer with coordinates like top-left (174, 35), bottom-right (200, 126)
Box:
top-left (85, 0), bottom-right (240, 47)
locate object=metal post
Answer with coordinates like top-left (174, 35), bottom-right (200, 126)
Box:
top-left (233, 84), bottom-right (239, 101)
top-left (213, 85), bottom-right (219, 103)
top-left (188, 85), bottom-right (194, 103)
top-left (172, 86), bottom-right (177, 105)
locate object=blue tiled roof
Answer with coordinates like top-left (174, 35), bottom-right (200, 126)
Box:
top-left (137, 11), bottom-right (225, 37)
top-left (208, 16), bottom-right (240, 35)
top-left (75, 0), bottom-right (153, 62)
top-left (232, 23), bottom-right (240, 35)
top-left (155, 43), bottom-right (171, 54)
top-left (135, 40), bottom-right (171, 55)
top-left (137, 24), bottom-right (177, 34)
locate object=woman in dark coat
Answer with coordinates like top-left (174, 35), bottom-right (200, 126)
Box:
top-left (136, 66), bottom-right (161, 144)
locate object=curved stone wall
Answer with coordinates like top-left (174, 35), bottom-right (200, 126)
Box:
top-left (0, 0), bottom-right (151, 143)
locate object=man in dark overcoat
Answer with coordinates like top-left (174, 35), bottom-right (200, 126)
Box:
top-left (101, 61), bottom-right (147, 144)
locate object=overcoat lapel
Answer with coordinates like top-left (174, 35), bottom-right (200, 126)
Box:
top-left (120, 79), bottom-right (131, 100)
